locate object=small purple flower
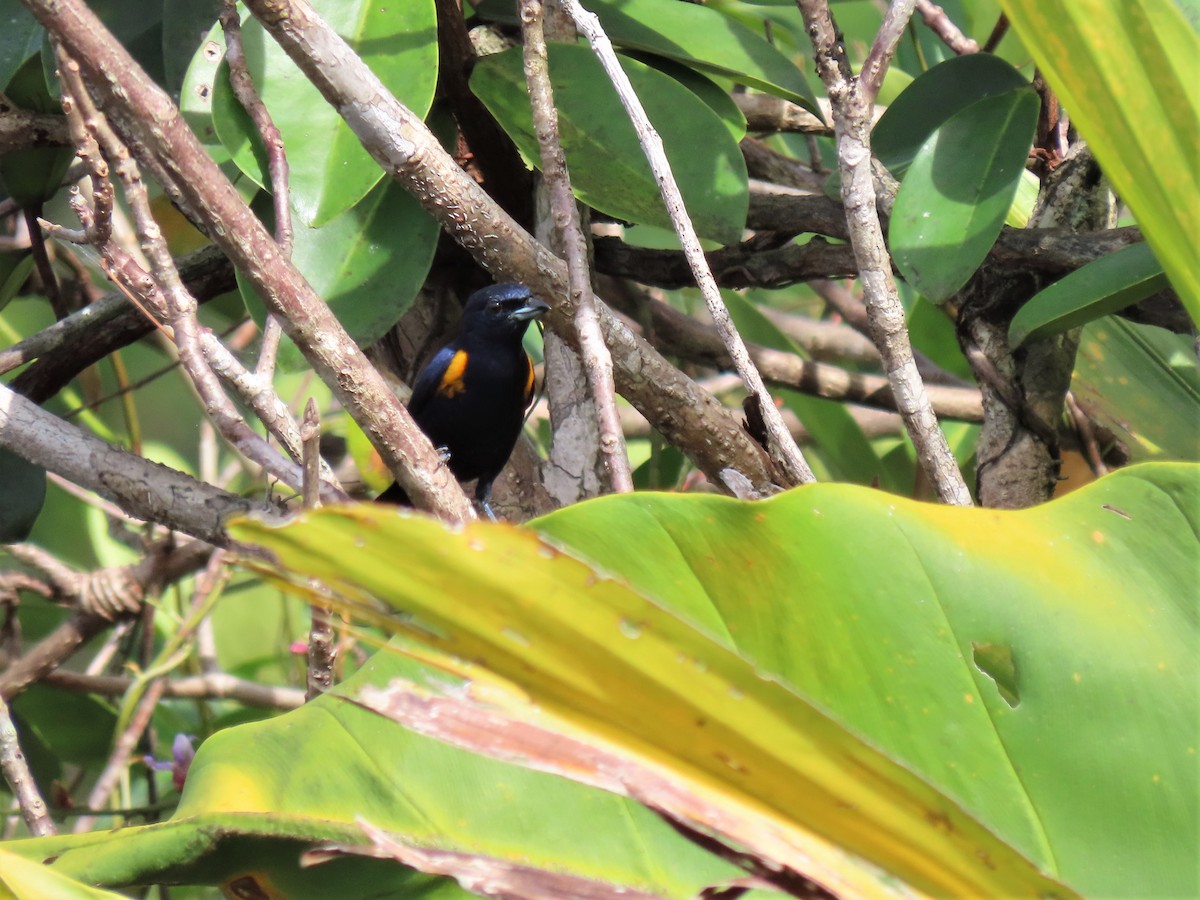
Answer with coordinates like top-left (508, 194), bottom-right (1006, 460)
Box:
top-left (144, 733), bottom-right (196, 792)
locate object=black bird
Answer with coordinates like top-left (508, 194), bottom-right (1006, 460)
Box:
top-left (377, 283), bottom-right (550, 519)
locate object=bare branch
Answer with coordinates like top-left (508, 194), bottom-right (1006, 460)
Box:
top-left (520, 0), bottom-right (632, 494)
top-left (860, 0), bottom-right (918, 104)
top-left (915, 0), bottom-right (979, 55)
top-left (20, 0), bottom-right (474, 521)
top-left (0, 91), bottom-right (68, 154)
top-left (239, 0), bottom-right (778, 495)
top-left (42, 670), bottom-right (304, 709)
top-left (0, 696), bottom-right (55, 835)
top-left (560, 0), bottom-right (813, 488)
top-left (796, 0), bottom-right (972, 505)
top-left (0, 382), bottom-right (281, 545)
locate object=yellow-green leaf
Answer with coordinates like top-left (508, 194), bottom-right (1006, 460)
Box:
top-left (997, 0), bottom-right (1200, 322)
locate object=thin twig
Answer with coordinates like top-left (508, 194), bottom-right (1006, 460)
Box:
top-left (915, 0), bottom-right (979, 55)
top-left (220, 0), bottom-right (293, 383)
top-left (24, 206), bottom-right (69, 320)
top-left (519, 0), bottom-right (632, 494)
top-left (860, 0), bottom-right (919, 104)
top-left (237, 0), bottom-right (778, 495)
top-left (982, 14), bottom-right (1009, 54)
top-left (560, 0), bottom-right (813, 489)
top-left (302, 399), bottom-right (336, 701)
top-left (43, 670), bottom-right (304, 709)
top-left (797, 0), bottom-right (972, 505)
top-left (0, 696), bottom-right (56, 835)
top-left (73, 679), bottom-right (165, 833)
top-left (24, 0), bottom-right (475, 522)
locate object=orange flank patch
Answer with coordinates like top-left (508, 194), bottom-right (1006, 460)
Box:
top-left (438, 349), bottom-right (469, 398)
top-left (523, 353), bottom-right (536, 406)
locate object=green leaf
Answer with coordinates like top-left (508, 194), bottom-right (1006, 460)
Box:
top-left (211, 0), bottom-right (437, 227)
top-left (12, 829), bottom-right (464, 899)
top-left (236, 178), bottom-right (439, 369)
top-left (474, 0), bottom-right (816, 111)
top-left (1072, 317), bottom-right (1200, 463)
top-left (471, 44), bottom-right (748, 245)
top-left (1009, 242), bottom-right (1170, 347)
top-left (890, 87), bottom-right (1039, 302)
top-left (873, 53), bottom-right (1030, 178)
top-left (997, 0), bottom-right (1200, 323)
top-left (229, 513), bottom-right (1084, 897)
top-left (0, 447), bottom-right (45, 542)
top-left (9, 650), bottom-right (736, 898)
top-left (161, 1), bottom-right (221, 98)
top-left (532, 466), bottom-right (1199, 898)
top-left (0, 54), bottom-right (73, 206)
top-left (230, 463), bottom-right (1198, 898)
top-left (631, 56), bottom-right (747, 141)
top-left (0, 849), bottom-right (128, 900)
top-left (0, 1), bottom-right (42, 90)
top-left (179, 21), bottom-right (230, 163)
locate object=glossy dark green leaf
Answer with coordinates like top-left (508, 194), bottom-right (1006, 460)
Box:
top-left (471, 44), bottom-right (748, 245)
top-left (889, 88), bottom-right (1039, 303)
top-left (475, 0), bottom-right (816, 111)
top-left (0, 1), bottom-right (42, 90)
top-left (0, 54), bottom-right (73, 206)
top-left (162, 0), bottom-right (221, 98)
top-left (212, 0), bottom-right (437, 227)
top-left (1010, 242), bottom-right (1170, 347)
top-left (236, 178), bottom-right (440, 369)
top-left (873, 54), bottom-right (1029, 178)
top-left (631, 56), bottom-right (747, 141)
top-left (0, 252), bottom-right (34, 314)
top-left (0, 447), bottom-right (45, 541)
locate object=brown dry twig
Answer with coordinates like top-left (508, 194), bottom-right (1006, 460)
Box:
top-left (0, 540), bottom-right (214, 702)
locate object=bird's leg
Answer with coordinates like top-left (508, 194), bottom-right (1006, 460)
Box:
top-left (476, 480), bottom-right (499, 522)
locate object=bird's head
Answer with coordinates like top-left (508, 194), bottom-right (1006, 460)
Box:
top-left (461, 283), bottom-right (551, 339)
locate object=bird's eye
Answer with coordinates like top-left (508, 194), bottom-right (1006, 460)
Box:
top-left (487, 300), bottom-right (503, 312)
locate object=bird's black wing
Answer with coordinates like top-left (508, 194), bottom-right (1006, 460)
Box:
top-left (407, 345), bottom-right (462, 417)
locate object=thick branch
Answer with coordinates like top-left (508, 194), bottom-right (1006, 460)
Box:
top-left (0, 382), bottom-right (280, 546)
top-left (20, 0), bottom-right (473, 522)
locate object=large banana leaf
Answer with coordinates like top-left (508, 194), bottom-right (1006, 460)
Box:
top-left (226, 463), bottom-right (1198, 898)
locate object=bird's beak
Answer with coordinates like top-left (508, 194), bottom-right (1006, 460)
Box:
top-left (508, 297), bottom-right (551, 322)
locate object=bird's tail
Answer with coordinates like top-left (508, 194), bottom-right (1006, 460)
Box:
top-left (375, 482), bottom-right (411, 506)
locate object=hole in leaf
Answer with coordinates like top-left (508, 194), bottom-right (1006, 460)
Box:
top-left (972, 642), bottom-right (1020, 708)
